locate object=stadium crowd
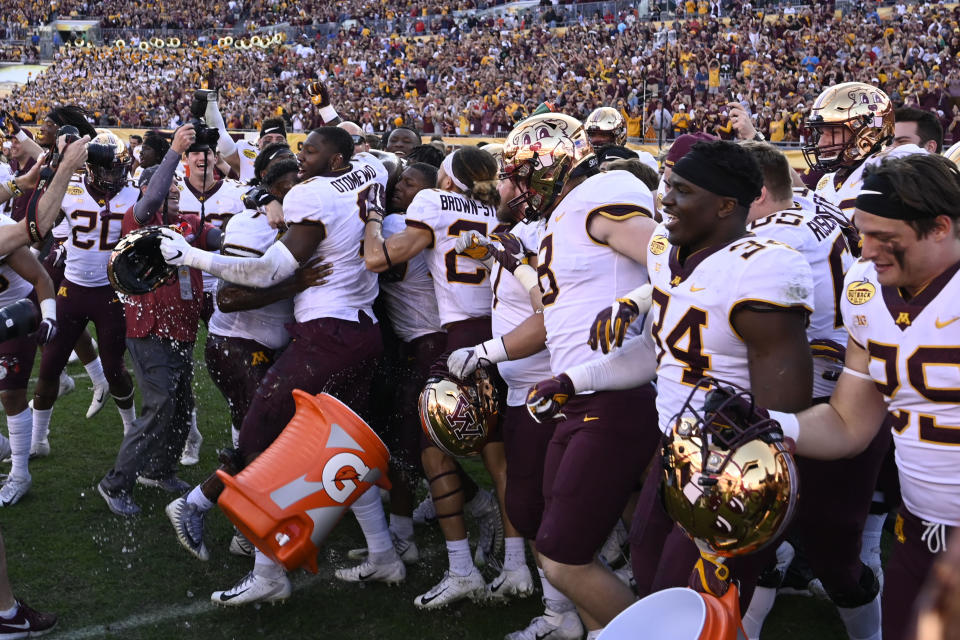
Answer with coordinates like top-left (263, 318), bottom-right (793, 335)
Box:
top-left (6, 1), bottom-right (960, 142)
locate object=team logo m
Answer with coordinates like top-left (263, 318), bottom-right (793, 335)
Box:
top-left (444, 395), bottom-right (484, 440)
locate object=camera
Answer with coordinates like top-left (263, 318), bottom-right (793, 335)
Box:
top-left (187, 90), bottom-right (221, 152)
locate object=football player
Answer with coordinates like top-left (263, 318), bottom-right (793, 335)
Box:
top-left (739, 142), bottom-right (884, 640)
top-left (530, 141), bottom-right (814, 625)
top-left (30, 131), bottom-right (139, 458)
top-left (361, 145), bottom-right (516, 610)
top-left (447, 114), bottom-right (662, 635)
top-left (758, 153), bottom-right (960, 640)
top-left (176, 129), bottom-right (246, 464)
top-left (385, 127), bottom-right (421, 158)
top-left (161, 126), bottom-right (397, 606)
top-left (0, 215), bottom-right (57, 506)
top-left (584, 106), bottom-right (627, 162)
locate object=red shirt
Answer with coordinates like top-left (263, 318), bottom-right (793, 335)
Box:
top-left (122, 206), bottom-right (216, 342)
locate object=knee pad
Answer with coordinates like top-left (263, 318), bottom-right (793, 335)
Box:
top-left (826, 563), bottom-right (880, 609)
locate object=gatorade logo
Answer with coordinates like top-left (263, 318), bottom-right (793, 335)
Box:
top-left (321, 452), bottom-right (371, 504)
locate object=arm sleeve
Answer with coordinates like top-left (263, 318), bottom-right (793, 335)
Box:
top-left (565, 315), bottom-right (658, 392)
top-left (183, 240), bottom-right (299, 288)
top-left (134, 149), bottom-right (182, 225)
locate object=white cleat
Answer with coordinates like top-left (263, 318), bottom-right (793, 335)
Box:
top-left (0, 436), bottom-right (11, 463)
top-left (180, 430), bottom-right (203, 466)
top-left (86, 384), bottom-right (110, 419)
top-left (486, 566), bottom-right (535, 603)
top-left (505, 606), bottom-right (585, 640)
top-left (347, 531), bottom-right (420, 566)
top-left (600, 519), bottom-right (629, 568)
top-left (0, 474), bottom-right (32, 506)
top-left (334, 556), bottom-right (406, 585)
top-left (57, 373), bottom-right (75, 398)
top-left (471, 490), bottom-right (504, 572)
top-left (413, 492), bottom-right (437, 525)
top-left (229, 530), bottom-right (256, 557)
top-left (211, 571), bottom-right (291, 607)
top-left (414, 569), bottom-right (486, 610)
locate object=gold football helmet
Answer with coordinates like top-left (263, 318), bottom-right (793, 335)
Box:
top-left (88, 129), bottom-right (132, 193)
top-left (482, 143), bottom-right (504, 171)
top-left (802, 82), bottom-right (894, 172)
top-left (661, 379), bottom-right (799, 558)
top-left (501, 113), bottom-right (597, 220)
top-left (943, 140), bottom-right (960, 166)
top-left (585, 106), bottom-right (627, 147)
top-left (418, 367), bottom-right (499, 458)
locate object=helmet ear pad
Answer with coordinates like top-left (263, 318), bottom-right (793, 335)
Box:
top-left (108, 226), bottom-right (179, 295)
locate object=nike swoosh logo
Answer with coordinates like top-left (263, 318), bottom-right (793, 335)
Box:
top-left (554, 212), bottom-right (566, 222)
top-left (936, 316), bottom-right (960, 329)
top-left (358, 572), bottom-right (376, 581)
top-left (169, 250), bottom-right (183, 261)
top-left (690, 285), bottom-right (706, 292)
top-left (219, 587), bottom-right (250, 601)
top-left (420, 587), bottom-right (448, 605)
top-left (583, 415), bottom-right (599, 422)
top-left (535, 632), bottom-right (554, 640)
top-left (489, 579), bottom-right (505, 593)
top-left (2, 621), bottom-right (31, 630)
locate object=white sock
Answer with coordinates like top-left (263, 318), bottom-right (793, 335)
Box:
top-left (32, 407), bottom-right (52, 444)
top-left (466, 488), bottom-right (495, 516)
top-left (253, 549), bottom-right (284, 579)
top-left (742, 585), bottom-right (777, 639)
top-left (186, 485), bottom-right (214, 512)
top-left (860, 512), bottom-right (886, 570)
top-left (504, 537), bottom-right (525, 571)
top-left (7, 408), bottom-right (32, 479)
top-left (389, 514), bottom-right (414, 541)
top-left (0, 602), bottom-right (17, 618)
top-left (84, 357), bottom-right (108, 388)
top-left (350, 486), bottom-right (396, 561)
top-left (539, 567), bottom-right (574, 612)
top-left (447, 538), bottom-right (474, 576)
top-left (586, 630), bottom-right (603, 639)
top-left (837, 593), bottom-right (882, 640)
top-left (115, 400), bottom-right (136, 434)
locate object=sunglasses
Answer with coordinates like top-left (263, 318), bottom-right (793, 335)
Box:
top-left (351, 135), bottom-right (365, 145)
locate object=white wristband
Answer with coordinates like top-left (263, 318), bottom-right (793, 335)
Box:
top-left (768, 410), bottom-right (799, 444)
top-left (478, 337), bottom-right (509, 364)
top-left (182, 246), bottom-right (212, 272)
top-left (624, 282), bottom-right (654, 314)
top-left (40, 297), bottom-right (56, 321)
top-left (15, 130), bottom-right (29, 142)
top-left (513, 263), bottom-right (539, 292)
top-left (319, 105), bottom-right (339, 123)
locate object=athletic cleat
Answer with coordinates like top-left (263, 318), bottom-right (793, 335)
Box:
top-left (613, 562), bottom-right (635, 590)
top-left (347, 531), bottom-right (420, 565)
top-left (505, 605), bottom-right (584, 640)
top-left (97, 481), bottom-right (140, 517)
top-left (0, 475), bottom-right (31, 507)
top-left (486, 566), bottom-right (535, 603)
top-left (136, 474), bottom-right (191, 493)
top-left (472, 491), bottom-right (504, 572)
top-left (85, 383), bottom-right (110, 419)
top-left (180, 429), bottom-right (203, 466)
top-left (28, 438), bottom-right (49, 460)
top-left (334, 556), bottom-right (406, 585)
top-left (0, 599), bottom-right (58, 638)
top-left (0, 437), bottom-right (11, 464)
top-left (211, 571), bottom-right (291, 607)
top-left (57, 372), bottom-right (75, 398)
top-left (165, 496), bottom-right (209, 561)
top-left (412, 492), bottom-right (437, 525)
top-left (229, 530), bottom-right (256, 557)
top-left (414, 570), bottom-right (486, 610)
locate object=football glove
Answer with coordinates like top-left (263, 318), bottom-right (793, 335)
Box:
top-left (454, 229), bottom-right (493, 261)
top-left (588, 283), bottom-right (653, 354)
top-left (447, 337), bottom-right (508, 379)
top-left (158, 226), bottom-right (192, 265)
top-left (34, 318), bottom-right (57, 345)
top-left (526, 374), bottom-right (574, 423)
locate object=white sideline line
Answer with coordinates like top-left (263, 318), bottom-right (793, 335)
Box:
top-left (51, 573), bottom-right (325, 639)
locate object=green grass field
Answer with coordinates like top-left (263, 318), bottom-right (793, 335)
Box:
top-left (0, 331), bottom-right (853, 639)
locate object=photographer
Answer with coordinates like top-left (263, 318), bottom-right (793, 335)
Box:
top-left (98, 123), bottom-right (222, 517)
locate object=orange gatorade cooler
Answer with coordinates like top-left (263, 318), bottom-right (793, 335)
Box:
top-left (217, 390), bottom-right (391, 573)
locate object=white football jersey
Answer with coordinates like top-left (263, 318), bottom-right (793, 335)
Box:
top-left (404, 188), bottom-right (499, 327)
top-left (0, 215), bottom-right (34, 305)
top-left (207, 207), bottom-right (292, 350)
top-left (540, 170), bottom-right (654, 376)
top-left (283, 154), bottom-right (387, 323)
top-left (491, 219), bottom-right (552, 406)
top-left (647, 223), bottom-right (814, 434)
top-left (178, 177), bottom-right (247, 293)
top-left (815, 144), bottom-right (927, 219)
top-left (748, 198), bottom-right (854, 397)
top-left (60, 174), bottom-right (139, 287)
top-left (842, 259), bottom-right (960, 526)
top-left (236, 140), bottom-right (259, 183)
top-left (379, 213), bottom-right (443, 342)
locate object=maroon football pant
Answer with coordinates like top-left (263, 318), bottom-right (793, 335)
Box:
top-left (204, 333), bottom-right (276, 431)
top-left (237, 313), bottom-right (382, 458)
top-left (502, 403), bottom-right (556, 540)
